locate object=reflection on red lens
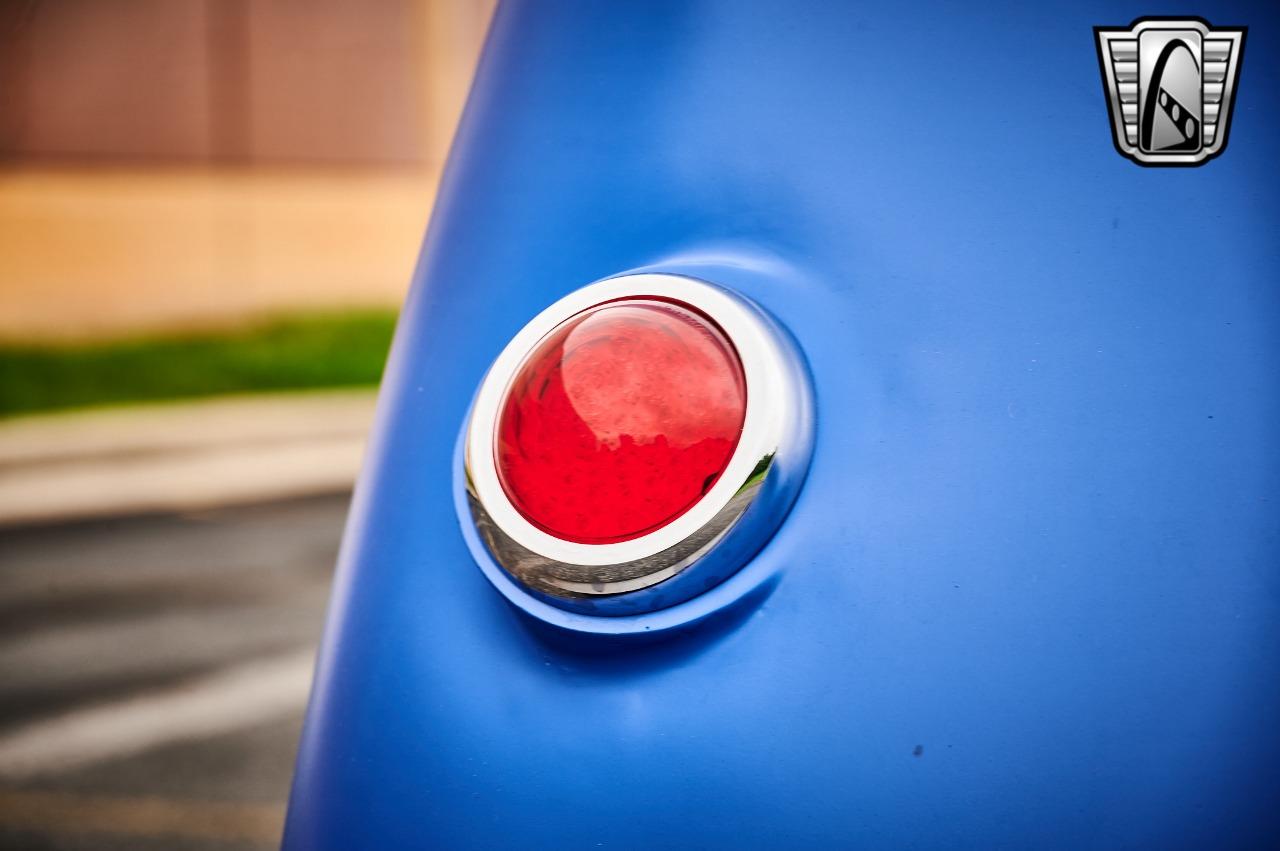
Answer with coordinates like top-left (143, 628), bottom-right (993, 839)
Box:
top-left (496, 299), bottom-right (747, 544)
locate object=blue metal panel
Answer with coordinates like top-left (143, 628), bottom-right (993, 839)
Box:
top-left (286, 1), bottom-right (1280, 847)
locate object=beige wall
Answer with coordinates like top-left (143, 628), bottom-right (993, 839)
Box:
top-left (1, 0), bottom-right (437, 165)
top-left (1, 1), bottom-right (217, 162)
top-left (0, 0), bottom-right (495, 340)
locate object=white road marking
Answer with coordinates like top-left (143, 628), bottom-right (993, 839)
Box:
top-left (0, 649), bottom-right (315, 778)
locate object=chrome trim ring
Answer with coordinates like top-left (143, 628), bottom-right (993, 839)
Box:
top-left (463, 273), bottom-right (813, 615)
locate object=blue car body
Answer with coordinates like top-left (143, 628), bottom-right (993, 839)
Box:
top-left (285, 1), bottom-right (1280, 847)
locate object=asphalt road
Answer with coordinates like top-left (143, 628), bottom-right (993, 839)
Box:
top-left (0, 494), bottom-right (346, 849)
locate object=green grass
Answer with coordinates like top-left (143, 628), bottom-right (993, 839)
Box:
top-left (0, 310), bottom-right (397, 418)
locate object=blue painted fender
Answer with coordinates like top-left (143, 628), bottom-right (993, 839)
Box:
top-left (286, 2), bottom-right (1280, 847)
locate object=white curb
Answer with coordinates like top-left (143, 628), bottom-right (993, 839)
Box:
top-left (0, 391), bottom-right (376, 526)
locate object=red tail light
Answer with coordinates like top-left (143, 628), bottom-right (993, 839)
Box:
top-left (462, 273), bottom-right (812, 618)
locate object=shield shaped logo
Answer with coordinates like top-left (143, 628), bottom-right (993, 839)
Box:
top-left (1095, 18), bottom-right (1246, 166)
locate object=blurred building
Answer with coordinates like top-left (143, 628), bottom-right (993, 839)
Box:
top-left (0, 0), bottom-right (494, 339)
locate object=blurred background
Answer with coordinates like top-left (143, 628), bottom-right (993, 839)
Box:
top-left (0, 1), bottom-right (493, 847)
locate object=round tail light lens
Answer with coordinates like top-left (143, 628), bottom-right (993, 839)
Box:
top-left (495, 300), bottom-right (747, 545)
top-left (462, 273), bottom-right (812, 618)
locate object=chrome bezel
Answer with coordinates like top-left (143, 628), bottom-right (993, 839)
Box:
top-left (463, 273), bottom-right (812, 616)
